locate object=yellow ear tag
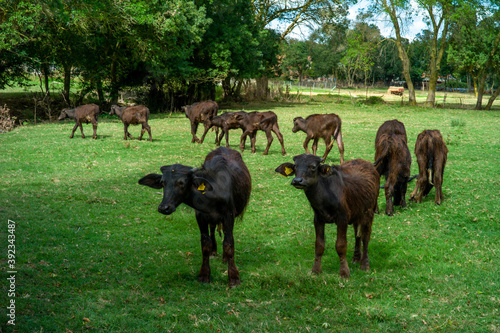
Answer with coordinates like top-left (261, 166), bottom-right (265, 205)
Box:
top-left (285, 166), bottom-right (293, 176)
top-left (197, 183), bottom-right (206, 194)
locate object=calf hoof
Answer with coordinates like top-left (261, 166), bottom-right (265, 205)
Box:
top-left (281, 151), bottom-right (287, 156)
top-left (360, 261), bottom-right (370, 272)
top-left (198, 275), bottom-right (210, 284)
top-left (229, 278), bottom-right (241, 288)
top-left (339, 268), bottom-right (350, 279)
top-left (81, 135), bottom-right (86, 139)
top-left (69, 136), bottom-right (74, 139)
top-left (92, 136), bottom-right (97, 140)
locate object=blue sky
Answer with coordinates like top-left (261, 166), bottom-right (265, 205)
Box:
top-left (279, 0), bottom-right (427, 41)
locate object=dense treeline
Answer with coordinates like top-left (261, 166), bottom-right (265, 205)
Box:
top-left (0, 0), bottom-right (499, 113)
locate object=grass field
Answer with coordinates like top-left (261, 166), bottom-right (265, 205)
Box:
top-left (0, 96), bottom-right (499, 332)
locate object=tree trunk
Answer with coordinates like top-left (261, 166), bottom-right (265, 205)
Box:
top-left (63, 63), bottom-right (72, 105)
top-left (96, 79), bottom-right (105, 104)
top-left (42, 63), bottom-right (50, 96)
top-left (475, 72), bottom-right (487, 110)
top-left (110, 52), bottom-right (119, 104)
top-left (485, 85), bottom-right (500, 110)
top-left (255, 76), bottom-right (269, 101)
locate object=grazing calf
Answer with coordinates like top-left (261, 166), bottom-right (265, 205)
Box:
top-left (276, 155), bottom-right (379, 279)
top-left (206, 111), bottom-right (246, 148)
top-left (410, 129), bottom-right (448, 205)
top-left (58, 103), bottom-right (99, 139)
top-left (375, 119), bottom-right (408, 144)
top-left (181, 100), bottom-right (219, 144)
top-left (109, 104), bottom-right (152, 141)
top-left (226, 111), bottom-right (286, 155)
top-left (374, 131), bottom-right (412, 216)
top-left (138, 147), bottom-right (251, 287)
top-left (292, 113), bottom-right (345, 163)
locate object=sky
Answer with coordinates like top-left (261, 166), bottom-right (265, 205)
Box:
top-left (282, 0), bottom-right (428, 41)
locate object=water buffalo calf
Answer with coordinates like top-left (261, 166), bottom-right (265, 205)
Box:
top-left (109, 104), bottom-right (152, 141)
top-left (276, 154), bottom-right (379, 278)
top-left (205, 111), bottom-right (246, 148)
top-left (181, 100), bottom-right (219, 144)
top-left (292, 113), bottom-right (345, 163)
top-left (410, 129), bottom-right (448, 205)
top-left (374, 120), bottom-right (412, 216)
top-left (58, 103), bottom-right (99, 139)
top-left (139, 147), bottom-right (251, 287)
top-left (226, 111), bottom-right (286, 155)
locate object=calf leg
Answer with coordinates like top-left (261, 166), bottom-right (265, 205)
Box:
top-left (263, 130), bottom-right (273, 155)
top-left (92, 121), bottom-right (97, 139)
top-left (250, 133), bottom-right (257, 154)
top-left (360, 217), bottom-right (373, 271)
top-left (78, 123), bottom-right (85, 138)
top-left (336, 132), bottom-right (345, 164)
top-left (222, 215), bottom-right (240, 287)
top-left (124, 124), bottom-right (134, 140)
top-left (384, 176), bottom-right (396, 216)
top-left (70, 122), bottom-right (79, 139)
top-left (303, 136), bottom-right (312, 154)
top-left (352, 223), bottom-right (361, 263)
top-left (198, 123), bottom-right (211, 144)
top-left (434, 166), bottom-right (444, 205)
top-left (336, 223), bottom-right (350, 278)
top-left (209, 225), bottom-right (218, 257)
top-left (322, 136), bottom-right (333, 161)
top-left (197, 222), bottom-right (212, 283)
top-left (312, 138), bottom-right (319, 155)
top-left (239, 131), bottom-right (250, 152)
top-left (191, 122), bottom-right (199, 143)
top-left (312, 217), bottom-right (325, 274)
top-left (272, 125), bottom-right (286, 155)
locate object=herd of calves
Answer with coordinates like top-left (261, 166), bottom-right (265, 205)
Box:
top-left (59, 101), bottom-right (449, 287)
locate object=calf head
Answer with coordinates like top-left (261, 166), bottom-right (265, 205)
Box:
top-left (139, 164), bottom-right (213, 215)
top-left (276, 154), bottom-right (331, 189)
top-left (58, 109), bottom-right (69, 120)
top-left (109, 105), bottom-right (119, 116)
top-left (292, 117), bottom-right (306, 133)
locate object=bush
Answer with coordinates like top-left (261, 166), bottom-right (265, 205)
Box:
top-left (0, 104), bottom-right (16, 133)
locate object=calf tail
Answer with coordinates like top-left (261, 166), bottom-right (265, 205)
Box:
top-left (333, 122), bottom-right (342, 140)
top-left (373, 144), bottom-right (389, 169)
top-left (260, 114), bottom-right (277, 126)
top-left (428, 155), bottom-right (434, 185)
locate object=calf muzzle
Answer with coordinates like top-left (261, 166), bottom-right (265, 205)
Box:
top-left (158, 203), bottom-right (176, 215)
top-left (291, 177), bottom-right (307, 189)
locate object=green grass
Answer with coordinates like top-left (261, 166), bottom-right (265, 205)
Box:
top-left (0, 97), bottom-right (499, 332)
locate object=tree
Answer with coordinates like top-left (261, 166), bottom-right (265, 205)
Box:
top-left (340, 21), bottom-right (380, 87)
top-left (367, 0), bottom-right (418, 104)
top-left (447, 2), bottom-right (500, 110)
top-left (417, 0), bottom-right (454, 107)
top-left (252, 0), bottom-right (349, 99)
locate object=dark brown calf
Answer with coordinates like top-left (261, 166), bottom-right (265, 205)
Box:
top-left (181, 100), bottom-right (219, 144)
top-left (374, 132), bottom-right (412, 216)
top-left (205, 111), bottom-right (246, 148)
top-left (276, 155), bottom-right (379, 278)
top-left (58, 103), bottom-right (99, 139)
top-left (410, 129), bottom-right (448, 205)
top-left (139, 147), bottom-right (251, 287)
top-left (228, 111), bottom-right (286, 155)
top-left (292, 113), bottom-right (345, 163)
top-left (375, 119), bottom-right (408, 144)
top-left (109, 104), bottom-right (152, 141)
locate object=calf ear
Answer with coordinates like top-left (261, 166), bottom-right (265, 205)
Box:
top-left (275, 163), bottom-right (296, 177)
top-left (192, 177), bottom-right (214, 194)
top-left (138, 174), bottom-right (163, 189)
top-left (319, 164), bottom-right (332, 176)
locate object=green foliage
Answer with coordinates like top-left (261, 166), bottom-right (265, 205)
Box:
top-left (0, 98), bottom-right (499, 331)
